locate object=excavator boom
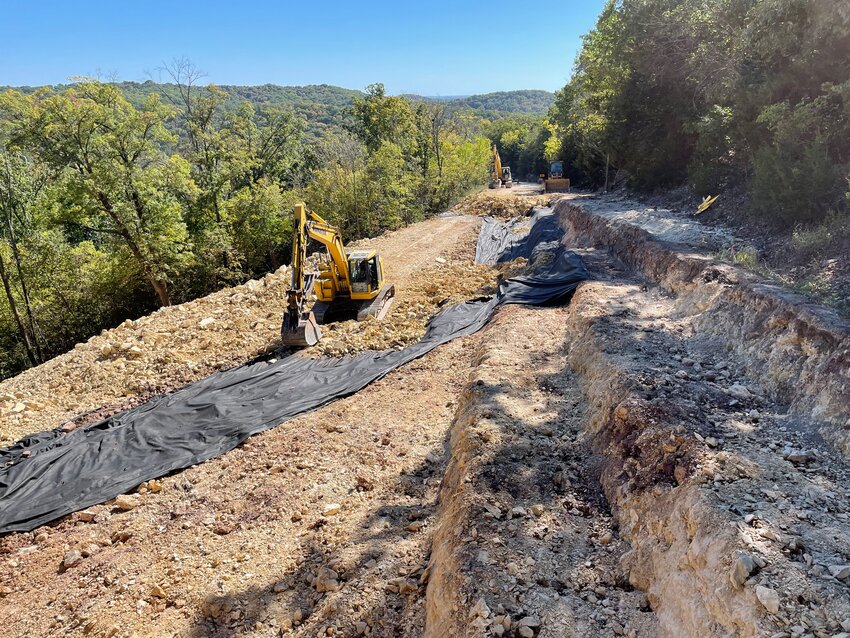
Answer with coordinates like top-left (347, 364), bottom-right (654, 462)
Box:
top-left (489, 145), bottom-right (512, 189)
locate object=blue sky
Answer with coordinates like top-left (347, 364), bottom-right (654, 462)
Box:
top-left (0, 0), bottom-right (604, 94)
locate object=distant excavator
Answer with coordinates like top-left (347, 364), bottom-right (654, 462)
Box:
top-left (281, 203), bottom-right (396, 347)
top-left (489, 145), bottom-right (513, 189)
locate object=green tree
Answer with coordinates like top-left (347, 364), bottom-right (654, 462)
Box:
top-left (1, 81), bottom-right (192, 305)
top-left (349, 83), bottom-right (417, 154)
top-left (0, 148), bottom-right (47, 364)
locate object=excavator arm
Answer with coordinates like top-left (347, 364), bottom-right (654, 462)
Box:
top-left (281, 204), bottom-right (322, 346)
top-left (304, 211), bottom-right (351, 299)
top-left (492, 145), bottom-right (502, 181)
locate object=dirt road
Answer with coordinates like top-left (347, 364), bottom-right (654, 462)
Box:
top-left (0, 212), bottom-right (487, 638)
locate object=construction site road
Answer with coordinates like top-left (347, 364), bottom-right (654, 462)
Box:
top-left (1, 188), bottom-right (850, 638)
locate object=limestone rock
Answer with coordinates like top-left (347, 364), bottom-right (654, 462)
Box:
top-left (62, 550), bottom-right (83, 569)
top-left (150, 584), bottom-right (167, 599)
top-left (322, 503), bottom-right (341, 517)
top-left (314, 567), bottom-right (340, 593)
top-left (755, 585), bottom-right (780, 614)
top-left (828, 564), bottom-right (850, 580)
top-left (727, 383), bottom-right (752, 400)
top-left (114, 494), bottom-right (139, 511)
top-left (730, 552), bottom-right (755, 588)
top-left (469, 597), bottom-right (490, 619)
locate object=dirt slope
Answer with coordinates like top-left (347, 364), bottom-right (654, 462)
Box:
top-left (0, 214), bottom-right (480, 447)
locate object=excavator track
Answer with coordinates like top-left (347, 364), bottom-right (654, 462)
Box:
top-left (356, 284), bottom-right (396, 321)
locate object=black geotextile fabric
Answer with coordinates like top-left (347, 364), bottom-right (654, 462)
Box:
top-left (0, 209), bottom-right (588, 533)
top-left (475, 207), bottom-right (564, 265)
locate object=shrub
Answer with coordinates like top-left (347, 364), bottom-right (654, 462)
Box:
top-left (791, 210), bottom-right (850, 262)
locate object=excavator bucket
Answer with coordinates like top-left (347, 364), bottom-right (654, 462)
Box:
top-left (281, 310), bottom-right (322, 347)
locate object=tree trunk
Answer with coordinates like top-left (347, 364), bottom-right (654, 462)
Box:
top-left (6, 214), bottom-right (44, 361)
top-left (148, 276), bottom-right (171, 307)
top-left (97, 192), bottom-right (171, 306)
top-left (0, 250), bottom-right (37, 366)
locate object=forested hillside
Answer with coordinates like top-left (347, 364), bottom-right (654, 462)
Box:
top-left (408, 90), bottom-right (555, 117)
top-left (0, 79), bottom-right (490, 377)
top-left (4, 82), bottom-right (554, 138)
top-left (546, 0), bottom-right (850, 230)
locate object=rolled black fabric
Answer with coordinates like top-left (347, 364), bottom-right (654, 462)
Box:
top-left (0, 210), bottom-right (587, 534)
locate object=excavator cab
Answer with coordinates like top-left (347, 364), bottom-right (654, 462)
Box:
top-left (347, 250), bottom-right (382, 296)
top-left (501, 166), bottom-right (513, 188)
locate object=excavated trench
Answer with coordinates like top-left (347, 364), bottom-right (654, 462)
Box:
top-left (423, 201), bottom-right (850, 637)
top-left (424, 303), bottom-right (660, 637)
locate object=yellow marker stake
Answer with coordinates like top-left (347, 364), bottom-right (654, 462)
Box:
top-left (696, 194), bottom-right (719, 214)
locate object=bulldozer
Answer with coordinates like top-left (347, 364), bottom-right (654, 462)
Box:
top-left (489, 145), bottom-right (513, 189)
top-left (281, 203), bottom-right (396, 347)
top-left (544, 161), bottom-right (571, 193)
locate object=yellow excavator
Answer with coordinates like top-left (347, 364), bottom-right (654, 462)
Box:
top-left (281, 203), bottom-right (396, 347)
top-left (489, 145), bottom-right (513, 189)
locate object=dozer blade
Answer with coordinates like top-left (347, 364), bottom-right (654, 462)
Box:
top-left (281, 310), bottom-right (322, 347)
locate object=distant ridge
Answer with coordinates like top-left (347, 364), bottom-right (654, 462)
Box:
top-left (1, 82), bottom-right (554, 136)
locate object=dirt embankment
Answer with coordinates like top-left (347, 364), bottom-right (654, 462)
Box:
top-left (558, 197), bottom-right (850, 453)
top-left (0, 215), bottom-right (483, 447)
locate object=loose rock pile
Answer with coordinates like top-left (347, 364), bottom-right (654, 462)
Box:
top-left (451, 191), bottom-right (555, 218)
top-left (0, 271), bottom-right (292, 445)
top-left (313, 257), bottom-right (524, 358)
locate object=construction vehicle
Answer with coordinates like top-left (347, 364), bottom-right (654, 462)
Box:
top-left (281, 203), bottom-right (396, 347)
top-left (544, 160), bottom-right (571, 193)
top-left (489, 145), bottom-right (513, 189)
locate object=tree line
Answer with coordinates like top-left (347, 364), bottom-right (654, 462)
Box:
top-left (0, 71), bottom-right (489, 378)
top-left (545, 0), bottom-right (850, 227)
